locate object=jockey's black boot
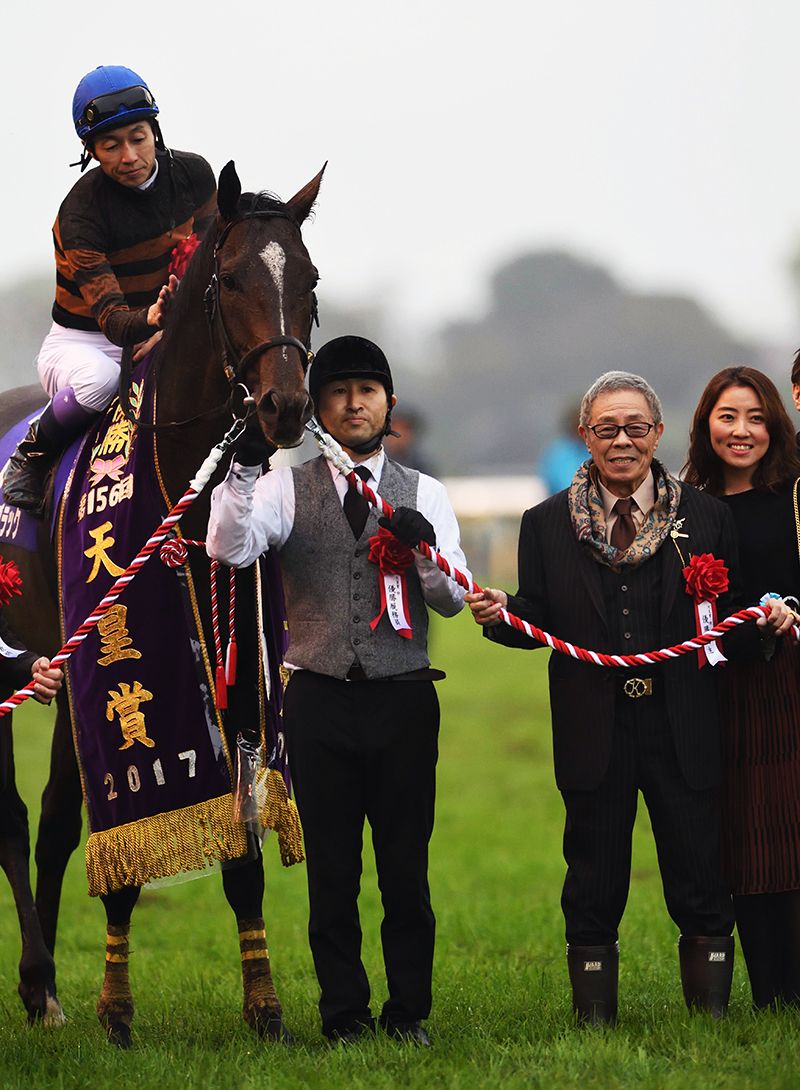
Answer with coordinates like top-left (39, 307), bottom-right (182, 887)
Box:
top-left (567, 942), bottom-right (619, 1026)
top-left (678, 934), bottom-right (734, 1018)
top-left (3, 389), bottom-right (96, 518)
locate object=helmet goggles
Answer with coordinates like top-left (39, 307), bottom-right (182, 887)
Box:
top-left (78, 84), bottom-right (156, 138)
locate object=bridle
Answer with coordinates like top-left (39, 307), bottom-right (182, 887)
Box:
top-left (117, 207), bottom-right (318, 430)
top-left (203, 209), bottom-right (317, 386)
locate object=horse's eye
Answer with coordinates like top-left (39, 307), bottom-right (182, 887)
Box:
top-left (219, 273), bottom-right (237, 291)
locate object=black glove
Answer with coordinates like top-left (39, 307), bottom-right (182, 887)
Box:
top-left (235, 420), bottom-right (277, 467)
top-left (378, 507), bottom-right (436, 548)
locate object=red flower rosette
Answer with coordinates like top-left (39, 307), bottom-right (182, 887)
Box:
top-left (168, 233), bottom-right (201, 280)
top-left (682, 553), bottom-right (729, 667)
top-left (682, 553), bottom-right (729, 602)
top-left (368, 527), bottom-right (415, 638)
top-left (0, 557), bottom-right (23, 609)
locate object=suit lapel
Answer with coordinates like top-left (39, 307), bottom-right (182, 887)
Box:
top-left (661, 493), bottom-right (688, 623)
top-left (574, 536), bottom-right (608, 629)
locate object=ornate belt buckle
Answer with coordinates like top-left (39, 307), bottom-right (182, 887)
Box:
top-left (623, 676), bottom-right (652, 699)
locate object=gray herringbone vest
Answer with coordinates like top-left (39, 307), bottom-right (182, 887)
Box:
top-left (279, 456), bottom-right (430, 679)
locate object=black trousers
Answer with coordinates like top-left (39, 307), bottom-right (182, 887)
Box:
top-left (560, 692), bottom-right (733, 945)
top-left (735, 891), bottom-right (800, 1008)
top-left (282, 670), bottom-right (439, 1036)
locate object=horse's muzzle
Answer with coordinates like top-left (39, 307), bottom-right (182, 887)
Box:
top-left (259, 389), bottom-right (313, 448)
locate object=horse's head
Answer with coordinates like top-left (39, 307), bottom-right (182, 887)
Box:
top-left (210, 161), bottom-right (325, 448)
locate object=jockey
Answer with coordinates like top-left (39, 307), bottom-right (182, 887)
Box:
top-left (3, 65), bottom-right (217, 517)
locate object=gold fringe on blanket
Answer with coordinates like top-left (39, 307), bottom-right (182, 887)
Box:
top-left (260, 768), bottom-right (305, 867)
top-left (85, 794), bottom-right (248, 897)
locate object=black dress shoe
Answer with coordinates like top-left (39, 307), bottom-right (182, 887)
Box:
top-left (326, 1020), bottom-right (375, 1045)
top-left (383, 1021), bottom-right (432, 1046)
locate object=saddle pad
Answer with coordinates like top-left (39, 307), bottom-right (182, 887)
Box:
top-left (0, 407), bottom-right (82, 549)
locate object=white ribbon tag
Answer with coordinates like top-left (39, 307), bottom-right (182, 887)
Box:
top-left (383, 574), bottom-right (411, 636)
top-left (0, 633), bottom-right (26, 659)
top-left (697, 599), bottom-right (727, 666)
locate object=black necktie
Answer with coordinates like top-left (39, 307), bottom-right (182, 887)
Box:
top-left (610, 497), bottom-right (636, 552)
top-left (343, 466), bottom-right (371, 539)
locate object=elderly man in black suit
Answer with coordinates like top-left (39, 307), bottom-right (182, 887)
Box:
top-left (468, 371), bottom-right (793, 1024)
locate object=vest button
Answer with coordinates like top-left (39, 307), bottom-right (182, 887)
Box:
top-left (621, 585), bottom-right (628, 592)
top-left (624, 631), bottom-right (632, 640)
top-left (353, 592), bottom-right (361, 600)
top-left (622, 608), bottom-right (629, 616)
top-left (353, 572), bottom-right (361, 580)
top-left (353, 615), bottom-right (360, 623)
top-left (353, 637), bottom-right (361, 645)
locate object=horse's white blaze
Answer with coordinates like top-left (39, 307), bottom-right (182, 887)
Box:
top-left (259, 241), bottom-right (287, 336)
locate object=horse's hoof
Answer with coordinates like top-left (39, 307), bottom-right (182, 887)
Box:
top-left (40, 995), bottom-right (67, 1028)
top-left (97, 998), bottom-right (133, 1048)
top-left (105, 1021), bottom-right (133, 1049)
top-left (244, 1008), bottom-right (294, 1043)
top-left (21, 988), bottom-right (66, 1028)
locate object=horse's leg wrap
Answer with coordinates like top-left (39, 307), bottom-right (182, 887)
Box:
top-left (238, 916), bottom-right (287, 1041)
top-left (96, 923), bottom-right (134, 1047)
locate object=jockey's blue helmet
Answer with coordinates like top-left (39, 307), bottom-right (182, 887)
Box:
top-left (72, 66), bottom-right (159, 141)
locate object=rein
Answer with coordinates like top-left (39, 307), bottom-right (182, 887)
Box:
top-left (117, 208), bottom-right (316, 432)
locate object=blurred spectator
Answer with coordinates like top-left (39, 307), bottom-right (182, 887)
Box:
top-left (384, 407), bottom-right (435, 476)
top-left (537, 400), bottom-right (586, 494)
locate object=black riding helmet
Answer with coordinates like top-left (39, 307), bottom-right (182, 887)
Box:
top-left (309, 336), bottom-right (396, 453)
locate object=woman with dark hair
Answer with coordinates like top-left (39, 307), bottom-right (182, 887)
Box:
top-left (685, 365), bottom-right (800, 1009)
top-left (790, 351), bottom-right (800, 445)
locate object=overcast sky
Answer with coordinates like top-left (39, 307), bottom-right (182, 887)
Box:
top-left (6, 1), bottom-right (800, 350)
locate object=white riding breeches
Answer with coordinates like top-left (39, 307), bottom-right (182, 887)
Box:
top-left (36, 323), bottom-right (124, 412)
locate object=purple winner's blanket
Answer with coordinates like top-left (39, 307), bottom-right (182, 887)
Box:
top-left (59, 378), bottom-right (247, 896)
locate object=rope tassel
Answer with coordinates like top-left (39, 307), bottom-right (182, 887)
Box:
top-left (226, 567), bottom-right (238, 685)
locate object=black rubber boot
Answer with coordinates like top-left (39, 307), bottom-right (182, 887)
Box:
top-left (567, 942), bottom-right (619, 1026)
top-left (678, 935), bottom-right (734, 1018)
top-left (4, 403), bottom-right (84, 518)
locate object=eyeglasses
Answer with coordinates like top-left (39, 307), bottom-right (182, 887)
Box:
top-left (79, 86), bottom-right (155, 130)
top-left (586, 421), bottom-right (656, 440)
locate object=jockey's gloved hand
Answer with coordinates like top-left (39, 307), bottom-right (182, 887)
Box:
top-left (235, 420), bottom-right (277, 467)
top-left (378, 507), bottom-right (436, 548)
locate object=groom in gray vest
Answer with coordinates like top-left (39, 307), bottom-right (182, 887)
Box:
top-left (207, 336), bottom-right (468, 1046)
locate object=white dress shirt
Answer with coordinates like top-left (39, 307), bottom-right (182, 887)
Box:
top-left (207, 448), bottom-right (468, 617)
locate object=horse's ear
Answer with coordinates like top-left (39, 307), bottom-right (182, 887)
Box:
top-left (217, 161), bottom-right (242, 222)
top-left (286, 163), bottom-right (327, 226)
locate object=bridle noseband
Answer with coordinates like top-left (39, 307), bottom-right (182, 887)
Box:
top-left (203, 209), bottom-right (317, 388)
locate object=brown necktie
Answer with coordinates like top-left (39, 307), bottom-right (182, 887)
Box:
top-left (343, 466), bottom-right (371, 539)
top-left (610, 497), bottom-right (636, 552)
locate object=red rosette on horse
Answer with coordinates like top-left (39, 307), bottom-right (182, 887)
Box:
top-left (368, 526), bottom-right (415, 639)
top-left (683, 553), bottom-right (729, 667)
top-left (167, 233), bottom-right (201, 280)
top-left (0, 557), bottom-right (22, 609)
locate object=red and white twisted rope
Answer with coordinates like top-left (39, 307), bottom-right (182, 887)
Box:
top-left (307, 420), bottom-right (800, 667)
top-left (226, 567), bottom-right (237, 685)
top-left (0, 418), bottom-right (246, 718)
top-left (209, 557), bottom-right (227, 708)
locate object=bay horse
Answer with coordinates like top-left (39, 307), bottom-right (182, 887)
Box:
top-left (0, 160), bottom-right (323, 1045)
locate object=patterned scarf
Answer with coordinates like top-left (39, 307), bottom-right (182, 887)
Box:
top-left (567, 459), bottom-right (682, 570)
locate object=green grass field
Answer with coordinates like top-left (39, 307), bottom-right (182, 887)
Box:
top-left (2, 612), bottom-right (800, 1089)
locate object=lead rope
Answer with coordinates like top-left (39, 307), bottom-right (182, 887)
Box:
top-left (159, 537), bottom-right (236, 710)
top-left (306, 418), bottom-right (800, 666)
